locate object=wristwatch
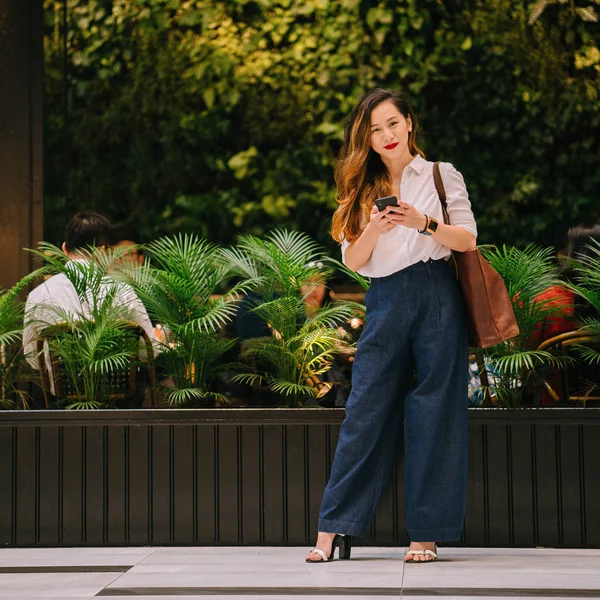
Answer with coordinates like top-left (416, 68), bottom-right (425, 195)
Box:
top-left (418, 215), bottom-right (439, 236)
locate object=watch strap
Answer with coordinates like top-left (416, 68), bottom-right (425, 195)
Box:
top-left (417, 215), bottom-right (429, 234)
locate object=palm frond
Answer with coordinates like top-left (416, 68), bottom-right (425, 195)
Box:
top-left (230, 372), bottom-right (265, 387)
top-left (487, 349), bottom-right (572, 377)
top-left (324, 257), bottom-right (371, 291)
top-left (0, 330), bottom-right (23, 346)
top-left (89, 352), bottom-right (136, 375)
top-left (269, 378), bottom-right (315, 398)
top-left (303, 302), bottom-right (359, 329)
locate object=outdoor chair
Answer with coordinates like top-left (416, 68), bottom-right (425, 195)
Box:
top-left (37, 322), bottom-right (158, 409)
top-left (536, 331), bottom-right (600, 403)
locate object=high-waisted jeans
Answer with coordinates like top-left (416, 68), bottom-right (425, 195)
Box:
top-left (318, 258), bottom-right (469, 542)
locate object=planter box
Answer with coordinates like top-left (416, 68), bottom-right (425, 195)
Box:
top-left (0, 408), bottom-right (599, 548)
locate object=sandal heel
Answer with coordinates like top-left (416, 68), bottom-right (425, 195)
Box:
top-left (338, 534), bottom-right (353, 560)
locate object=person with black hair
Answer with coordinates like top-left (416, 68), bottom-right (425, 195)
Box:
top-left (23, 212), bottom-right (157, 370)
top-left (62, 211), bottom-right (112, 253)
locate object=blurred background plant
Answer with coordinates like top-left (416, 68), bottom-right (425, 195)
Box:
top-left (43, 0), bottom-right (600, 257)
top-left (478, 244), bottom-right (576, 407)
top-left (121, 234), bottom-right (252, 407)
top-left (2, 233), bottom-right (599, 409)
top-left (221, 230), bottom-right (361, 406)
top-left (0, 270), bottom-right (47, 408)
top-left (28, 244), bottom-right (148, 409)
top-left (562, 239), bottom-right (600, 400)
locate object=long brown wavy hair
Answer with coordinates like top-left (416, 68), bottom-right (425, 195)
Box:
top-left (331, 89), bottom-right (425, 244)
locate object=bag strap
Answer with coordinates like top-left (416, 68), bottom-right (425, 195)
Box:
top-left (432, 162), bottom-right (450, 225)
top-left (433, 161), bottom-right (459, 280)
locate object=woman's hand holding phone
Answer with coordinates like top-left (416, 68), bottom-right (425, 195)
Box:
top-left (383, 201), bottom-right (427, 231)
top-left (369, 205), bottom-right (398, 233)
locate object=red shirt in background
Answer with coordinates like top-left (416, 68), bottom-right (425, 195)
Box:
top-left (532, 285), bottom-right (577, 346)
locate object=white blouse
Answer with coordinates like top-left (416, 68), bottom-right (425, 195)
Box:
top-left (341, 154), bottom-right (477, 278)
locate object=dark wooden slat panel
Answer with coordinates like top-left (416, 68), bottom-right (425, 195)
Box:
top-left (172, 425), bottom-right (194, 545)
top-left (84, 426), bottom-right (105, 544)
top-left (464, 423), bottom-right (487, 547)
top-left (534, 424), bottom-right (560, 547)
top-left (559, 424), bottom-right (584, 548)
top-left (262, 425), bottom-right (284, 544)
top-left (106, 426), bottom-right (126, 544)
top-left (373, 458), bottom-right (397, 545)
top-left (328, 424), bottom-right (341, 475)
top-left (0, 427), bottom-right (15, 545)
top-left (284, 425), bottom-right (306, 545)
top-left (3, 409), bottom-right (600, 548)
top-left (217, 424), bottom-right (239, 544)
top-left (15, 426), bottom-right (37, 545)
top-left (510, 425), bottom-right (536, 547)
top-left (240, 425), bottom-right (260, 545)
top-left (196, 425), bottom-right (216, 544)
top-left (582, 424), bottom-right (600, 546)
top-left (485, 424), bottom-right (511, 546)
top-left (150, 425), bottom-right (172, 544)
top-left (4, 407), bottom-right (600, 427)
top-left (395, 460), bottom-right (409, 546)
top-left (306, 424), bottom-right (328, 545)
top-left (127, 425), bottom-right (149, 545)
top-left (38, 427), bottom-right (59, 545)
top-left (61, 426), bottom-right (83, 545)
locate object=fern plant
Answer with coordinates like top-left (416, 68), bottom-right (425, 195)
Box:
top-left (0, 269), bottom-right (47, 408)
top-left (221, 230), bottom-right (360, 405)
top-left (120, 234), bottom-right (252, 406)
top-left (479, 244), bottom-right (573, 407)
top-left (26, 244), bottom-right (146, 409)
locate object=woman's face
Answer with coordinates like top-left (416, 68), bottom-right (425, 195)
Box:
top-left (369, 100), bottom-right (411, 158)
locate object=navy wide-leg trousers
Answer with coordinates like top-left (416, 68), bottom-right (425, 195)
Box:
top-left (318, 258), bottom-right (469, 542)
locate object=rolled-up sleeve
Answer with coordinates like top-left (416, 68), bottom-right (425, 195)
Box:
top-left (341, 236), bottom-right (350, 265)
top-left (441, 162), bottom-right (477, 238)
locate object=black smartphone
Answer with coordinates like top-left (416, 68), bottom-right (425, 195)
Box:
top-left (374, 195), bottom-right (399, 212)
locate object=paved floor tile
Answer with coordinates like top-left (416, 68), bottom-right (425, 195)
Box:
top-left (1, 547), bottom-right (599, 599)
top-left (0, 572), bottom-right (123, 598)
top-left (0, 548), bottom-right (155, 567)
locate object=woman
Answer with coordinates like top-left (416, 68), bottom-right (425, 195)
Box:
top-left (306, 89), bottom-right (477, 564)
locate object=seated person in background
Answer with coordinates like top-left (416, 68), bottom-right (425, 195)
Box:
top-left (23, 211), bottom-right (157, 371)
top-left (534, 224), bottom-right (600, 404)
top-left (532, 225), bottom-right (600, 346)
top-left (112, 228), bottom-right (145, 268)
top-left (532, 285), bottom-right (576, 345)
top-left (234, 292), bottom-right (273, 341)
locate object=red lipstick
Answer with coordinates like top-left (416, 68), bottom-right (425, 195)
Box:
top-left (384, 142), bottom-right (399, 150)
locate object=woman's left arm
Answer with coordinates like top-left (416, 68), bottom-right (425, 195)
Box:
top-left (425, 220), bottom-right (477, 253)
top-left (389, 163), bottom-right (478, 252)
top-left (428, 163), bottom-right (477, 252)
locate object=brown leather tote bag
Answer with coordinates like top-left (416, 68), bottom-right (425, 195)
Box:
top-left (433, 162), bottom-right (520, 348)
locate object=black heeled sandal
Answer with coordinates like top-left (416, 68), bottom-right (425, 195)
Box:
top-left (306, 534), bottom-right (353, 563)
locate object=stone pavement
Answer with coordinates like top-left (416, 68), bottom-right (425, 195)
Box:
top-left (0, 546), bottom-right (599, 599)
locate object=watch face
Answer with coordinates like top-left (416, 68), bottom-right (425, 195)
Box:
top-left (428, 218), bottom-right (439, 234)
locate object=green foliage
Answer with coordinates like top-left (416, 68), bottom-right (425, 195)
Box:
top-left (43, 0), bottom-right (600, 254)
top-left (565, 238), bottom-right (600, 366)
top-left (121, 234), bottom-right (251, 406)
top-left (27, 245), bottom-right (146, 409)
top-left (0, 269), bottom-right (48, 408)
top-left (479, 244), bottom-right (573, 406)
top-left (223, 230), bottom-right (359, 405)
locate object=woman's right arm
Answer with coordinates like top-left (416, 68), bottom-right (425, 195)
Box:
top-left (343, 206), bottom-right (394, 272)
